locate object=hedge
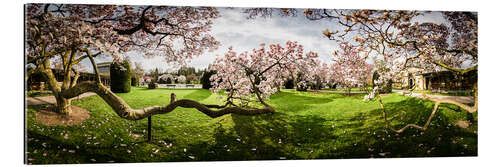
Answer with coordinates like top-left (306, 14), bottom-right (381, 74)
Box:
top-left (201, 70), bottom-right (216, 89)
top-left (110, 60), bottom-right (132, 93)
top-left (131, 76), bottom-right (138, 86)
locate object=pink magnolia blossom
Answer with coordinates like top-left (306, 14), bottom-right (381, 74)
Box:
top-left (329, 42), bottom-right (373, 91)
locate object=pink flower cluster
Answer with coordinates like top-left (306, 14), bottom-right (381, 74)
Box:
top-left (209, 41), bottom-right (319, 105)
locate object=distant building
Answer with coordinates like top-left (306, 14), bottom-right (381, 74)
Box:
top-left (400, 68), bottom-right (477, 91)
top-left (96, 62), bottom-right (112, 77)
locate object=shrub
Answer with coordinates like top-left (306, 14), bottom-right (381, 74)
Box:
top-left (201, 70), bottom-right (216, 89)
top-left (310, 75), bottom-right (323, 90)
top-left (296, 83), bottom-right (308, 91)
top-left (284, 78), bottom-right (294, 89)
top-left (295, 72), bottom-right (308, 91)
top-left (327, 82), bottom-right (337, 89)
top-left (131, 76), bottom-right (138, 86)
top-left (148, 82), bottom-right (158, 89)
top-left (110, 60), bottom-right (132, 93)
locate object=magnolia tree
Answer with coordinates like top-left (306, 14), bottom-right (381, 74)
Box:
top-left (330, 42), bottom-right (373, 95)
top-left (310, 62), bottom-right (330, 90)
top-left (158, 74), bottom-right (174, 84)
top-left (245, 8), bottom-right (477, 133)
top-left (144, 76), bottom-right (152, 83)
top-left (25, 4), bottom-right (277, 120)
top-left (271, 42), bottom-right (319, 91)
top-left (209, 41), bottom-right (318, 110)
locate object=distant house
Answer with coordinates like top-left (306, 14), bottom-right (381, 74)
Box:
top-left (400, 68), bottom-right (477, 91)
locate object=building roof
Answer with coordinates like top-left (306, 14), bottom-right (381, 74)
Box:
top-left (96, 62), bottom-right (112, 67)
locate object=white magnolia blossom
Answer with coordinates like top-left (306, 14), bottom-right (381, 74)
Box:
top-left (158, 74), bottom-right (174, 83)
top-left (176, 75), bottom-right (186, 84)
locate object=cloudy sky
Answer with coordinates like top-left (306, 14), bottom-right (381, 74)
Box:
top-left (89, 7), bottom-right (340, 72)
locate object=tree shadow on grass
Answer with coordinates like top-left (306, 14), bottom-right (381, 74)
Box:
top-left (172, 110), bottom-right (339, 161)
top-left (270, 91), bottom-right (333, 105)
top-left (318, 97), bottom-right (477, 159)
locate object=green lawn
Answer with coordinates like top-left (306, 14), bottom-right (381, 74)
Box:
top-left (26, 87), bottom-right (477, 164)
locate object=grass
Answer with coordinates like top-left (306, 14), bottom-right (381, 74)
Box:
top-left (26, 90), bottom-right (53, 97)
top-left (322, 88), bottom-right (372, 92)
top-left (26, 87), bottom-right (477, 164)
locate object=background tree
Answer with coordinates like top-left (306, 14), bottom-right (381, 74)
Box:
top-left (284, 77), bottom-right (295, 89)
top-left (177, 75), bottom-right (187, 84)
top-left (310, 63), bottom-right (330, 90)
top-left (329, 42), bottom-right (373, 95)
top-left (177, 66), bottom-right (196, 77)
top-left (132, 62), bottom-right (145, 79)
top-left (186, 74), bottom-right (199, 84)
top-left (244, 8), bottom-right (478, 132)
top-left (158, 74), bottom-right (174, 84)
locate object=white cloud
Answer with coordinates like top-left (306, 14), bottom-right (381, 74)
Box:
top-left (189, 8), bottom-right (339, 70)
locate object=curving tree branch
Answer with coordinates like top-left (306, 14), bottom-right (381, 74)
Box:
top-left (61, 81), bottom-right (274, 120)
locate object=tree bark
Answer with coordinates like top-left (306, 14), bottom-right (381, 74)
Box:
top-left (62, 81), bottom-right (275, 120)
top-left (36, 49), bottom-right (82, 115)
top-left (55, 94), bottom-right (72, 115)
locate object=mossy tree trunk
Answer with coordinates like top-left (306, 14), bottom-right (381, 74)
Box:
top-left (26, 47), bottom-right (100, 115)
top-left (35, 49), bottom-right (82, 115)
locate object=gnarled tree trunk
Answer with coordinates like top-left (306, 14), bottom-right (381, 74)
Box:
top-left (32, 47), bottom-right (275, 119)
top-left (35, 49), bottom-right (82, 115)
top-left (55, 94), bottom-right (72, 115)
